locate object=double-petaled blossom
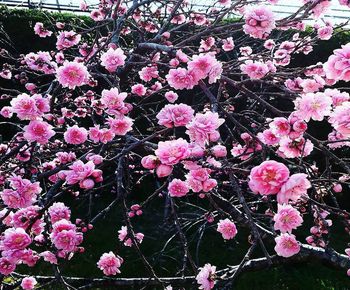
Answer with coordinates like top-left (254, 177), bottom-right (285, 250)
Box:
top-left (248, 161), bottom-right (290, 195)
top-left (23, 120), bottom-right (55, 144)
top-left (277, 173), bottom-right (311, 204)
top-left (56, 30), bottom-right (81, 50)
top-left (12, 206), bottom-right (44, 235)
top-left (48, 202), bottom-right (71, 224)
top-left (277, 137), bottom-right (314, 158)
top-left (34, 22), bottom-right (52, 38)
top-left (274, 233), bottom-right (300, 257)
top-left (243, 5), bottom-right (276, 39)
top-left (196, 263), bottom-right (216, 290)
top-left (186, 168), bottom-right (217, 193)
top-left (294, 92), bottom-right (332, 122)
top-left (155, 138), bottom-right (190, 166)
top-left (240, 60), bottom-right (269, 79)
top-left (107, 116), bottom-right (133, 135)
top-left (56, 61), bottom-right (90, 89)
top-left (50, 219), bottom-right (83, 252)
top-left (324, 43), bottom-right (350, 82)
top-left (186, 111), bottom-right (224, 146)
top-left (10, 93), bottom-right (50, 120)
top-left (156, 104), bottom-right (194, 128)
top-left (166, 67), bottom-right (200, 90)
top-left (97, 252), bottom-right (123, 276)
top-left (101, 88), bottom-right (129, 116)
top-left (100, 48), bottom-right (126, 72)
top-left (20, 277), bottom-right (37, 290)
top-left (24, 51), bottom-right (57, 74)
top-left (329, 101), bottom-right (350, 137)
top-left (64, 125), bottom-right (88, 145)
top-left (0, 176), bottom-right (41, 209)
top-left (139, 66), bottom-right (159, 82)
top-left (59, 160), bottom-right (102, 189)
top-left (274, 204), bottom-right (303, 233)
top-left (168, 179), bottom-right (189, 197)
top-left (217, 219), bottom-right (237, 240)
top-left (1, 228), bottom-right (31, 251)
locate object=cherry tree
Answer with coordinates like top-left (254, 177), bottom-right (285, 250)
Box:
top-left (1, 0), bottom-right (350, 289)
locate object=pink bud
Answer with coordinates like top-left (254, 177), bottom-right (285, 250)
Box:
top-left (141, 155), bottom-right (158, 169)
top-left (156, 164), bottom-right (173, 178)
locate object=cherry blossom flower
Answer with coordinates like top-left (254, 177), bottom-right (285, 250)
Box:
top-left (294, 92), bottom-right (332, 121)
top-left (274, 204), bottom-right (303, 233)
top-left (101, 48), bottom-right (126, 72)
top-left (56, 30), bottom-right (81, 50)
top-left (168, 179), bottom-right (189, 197)
top-left (274, 233), bottom-right (300, 257)
top-left (64, 125), bottom-right (88, 145)
top-left (324, 43), bottom-right (350, 82)
top-left (196, 263), bottom-right (216, 290)
top-left (156, 104), bottom-right (194, 128)
top-left (277, 173), bottom-right (311, 204)
top-left (118, 226), bottom-right (144, 247)
top-left (240, 60), bottom-right (269, 79)
top-left (56, 62), bottom-right (90, 89)
top-left (243, 6), bottom-right (276, 39)
top-left (34, 22), bottom-right (52, 38)
top-left (248, 160), bottom-right (290, 195)
top-left (97, 252), bottom-right (123, 276)
top-left (23, 120), bottom-right (55, 144)
top-left (21, 277), bottom-right (37, 290)
top-left (155, 138), bottom-right (189, 165)
top-left (217, 219), bottom-right (237, 240)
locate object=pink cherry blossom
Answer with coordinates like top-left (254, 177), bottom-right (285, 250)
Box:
top-left (155, 138), bottom-right (189, 166)
top-left (50, 219), bottom-right (83, 252)
top-left (34, 22), bottom-right (52, 38)
top-left (186, 168), bottom-right (217, 193)
top-left (278, 137), bottom-right (314, 158)
top-left (240, 60), bottom-right (269, 79)
top-left (21, 277), bottom-right (37, 290)
top-left (294, 92), bottom-right (332, 121)
top-left (97, 252), bottom-right (123, 276)
top-left (156, 104), bottom-right (194, 128)
top-left (23, 120), bottom-right (55, 144)
top-left (222, 37), bottom-right (235, 51)
top-left (48, 202), bottom-right (71, 224)
top-left (329, 101), bottom-right (350, 137)
top-left (274, 204), bottom-right (303, 233)
top-left (217, 219), bottom-right (237, 240)
top-left (248, 160), bottom-right (290, 195)
top-left (64, 125), bottom-right (88, 145)
top-left (131, 84), bottom-right (147, 96)
top-left (0, 257), bottom-right (16, 275)
top-left (118, 226), bottom-right (144, 247)
top-left (107, 116), bottom-right (133, 135)
top-left (101, 48), bottom-right (126, 72)
top-left (101, 87), bottom-right (128, 116)
top-left (277, 173), bottom-right (311, 204)
top-left (196, 263), bottom-right (216, 290)
top-left (274, 233), bottom-right (300, 257)
top-left (243, 6), bottom-right (276, 39)
top-left (10, 93), bottom-right (50, 120)
top-left (156, 164), bottom-right (173, 178)
top-left (186, 111), bottom-right (224, 146)
top-left (1, 228), bottom-right (31, 250)
top-left (324, 43), bottom-right (350, 82)
top-left (56, 30), bottom-right (81, 50)
top-left (139, 66), bottom-right (159, 82)
top-left (168, 179), bottom-right (189, 197)
top-left (56, 61), bottom-right (90, 89)
top-left (166, 68), bottom-right (200, 90)
top-left (164, 91), bottom-right (179, 103)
